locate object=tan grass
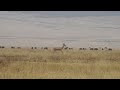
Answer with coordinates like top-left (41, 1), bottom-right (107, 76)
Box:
top-left (0, 48), bottom-right (120, 79)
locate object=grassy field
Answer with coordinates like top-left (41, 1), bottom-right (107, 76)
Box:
top-left (0, 48), bottom-right (120, 79)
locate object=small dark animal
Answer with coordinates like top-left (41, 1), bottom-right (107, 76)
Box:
top-left (83, 48), bottom-right (86, 50)
top-left (1, 46), bottom-right (5, 48)
top-left (94, 48), bottom-right (98, 50)
top-left (79, 48), bottom-right (83, 50)
top-left (44, 47), bottom-right (48, 50)
top-left (11, 46), bottom-right (15, 49)
top-left (69, 48), bottom-right (73, 50)
top-left (89, 48), bottom-right (94, 50)
top-left (108, 48), bottom-right (112, 51)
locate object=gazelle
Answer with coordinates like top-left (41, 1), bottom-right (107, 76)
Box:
top-left (44, 47), bottom-right (48, 50)
top-left (64, 47), bottom-right (68, 50)
top-left (53, 43), bottom-right (66, 53)
top-left (108, 48), bottom-right (112, 51)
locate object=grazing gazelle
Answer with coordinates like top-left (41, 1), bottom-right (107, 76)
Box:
top-left (1, 46), bottom-right (5, 48)
top-left (94, 48), bottom-right (98, 50)
top-left (69, 48), bottom-right (73, 50)
top-left (53, 43), bottom-right (66, 53)
top-left (89, 47), bottom-right (93, 50)
top-left (44, 47), bottom-right (48, 50)
top-left (11, 46), bottom-right (15, 49)
top-left (108, 48), bottom-right (112, 51)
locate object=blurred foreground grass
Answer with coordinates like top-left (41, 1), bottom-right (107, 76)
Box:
top-left (0, 48), bottom-right (120, 79)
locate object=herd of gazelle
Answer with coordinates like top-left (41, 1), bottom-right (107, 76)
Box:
top-left (0, 43), bottom-right (112, 51)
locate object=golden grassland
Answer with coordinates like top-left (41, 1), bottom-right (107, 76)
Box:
top-left (0, 48), bottom-right (120, 79)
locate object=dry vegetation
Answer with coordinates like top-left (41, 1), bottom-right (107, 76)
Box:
top-left (0, 48), bottom-right (120, 79)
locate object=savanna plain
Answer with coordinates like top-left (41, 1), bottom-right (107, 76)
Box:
top-left (0, 48), bottom-right (120, 79)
